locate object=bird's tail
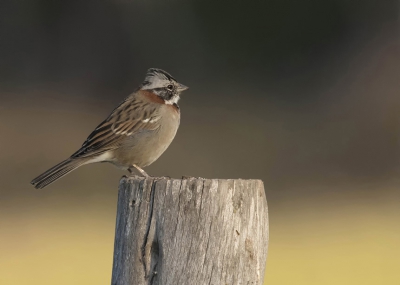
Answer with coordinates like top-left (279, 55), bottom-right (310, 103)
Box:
top-left (31, 158), bottom-right (87, 189)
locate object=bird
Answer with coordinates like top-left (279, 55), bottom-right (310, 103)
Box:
top-left (31, 68), bottom-right (188, 189)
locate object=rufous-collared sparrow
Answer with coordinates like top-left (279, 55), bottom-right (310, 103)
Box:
top-left (31, 68), bottom-right (188, 189)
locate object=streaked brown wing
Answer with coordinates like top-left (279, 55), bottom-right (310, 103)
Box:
top-left (71, 97), bottom-right (160, 158)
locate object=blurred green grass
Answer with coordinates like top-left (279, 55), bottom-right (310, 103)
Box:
top-left (1, 189), bottom-right (399, 284)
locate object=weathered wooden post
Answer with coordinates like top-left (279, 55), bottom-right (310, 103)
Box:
top-left (111, 177), bottom-right (269, 285)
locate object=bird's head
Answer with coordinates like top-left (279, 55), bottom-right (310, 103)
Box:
top-left (140, 68), bottom-right (188, 105)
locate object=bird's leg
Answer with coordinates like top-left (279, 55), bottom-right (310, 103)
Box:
top-left (129, 164), bottom-right (150, 177)
top-left (127, 168), bottom-right (136, 177)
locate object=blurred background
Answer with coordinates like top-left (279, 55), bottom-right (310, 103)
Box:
top-left (0, 0), bottom-right (399, 284)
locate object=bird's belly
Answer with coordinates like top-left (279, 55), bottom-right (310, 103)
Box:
top-left (112, 118), bottom-right (179, 168)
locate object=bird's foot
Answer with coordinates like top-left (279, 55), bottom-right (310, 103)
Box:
top-left (128, 164), bottom-right (150, 178)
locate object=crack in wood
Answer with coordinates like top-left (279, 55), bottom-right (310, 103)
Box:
top-left (141, 179), bottom-right (156, 280)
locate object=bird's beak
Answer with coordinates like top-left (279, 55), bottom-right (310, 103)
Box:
top-left (177, 83), bottom-right (189, 92)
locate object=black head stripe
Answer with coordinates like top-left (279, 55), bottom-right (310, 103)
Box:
top-left (147, 68), bottom-right (176, 82)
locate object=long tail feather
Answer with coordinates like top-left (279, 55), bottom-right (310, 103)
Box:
top-left (31, 158), bottom-right (87, 189)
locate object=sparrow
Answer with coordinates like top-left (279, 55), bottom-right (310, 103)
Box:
top-left (31, 68), bottom-right (188, 189)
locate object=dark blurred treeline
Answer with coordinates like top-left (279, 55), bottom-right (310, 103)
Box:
top-left (1, 0), bottom-right (397, 90)
top-left (0, 0), bottom-right (399, 195)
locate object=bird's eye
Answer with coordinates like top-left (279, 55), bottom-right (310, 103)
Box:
top-left (167, 84), bottom-right (173, 90)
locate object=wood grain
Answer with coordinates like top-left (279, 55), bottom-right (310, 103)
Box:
top-left (111, 177), bottom-right (269, 285)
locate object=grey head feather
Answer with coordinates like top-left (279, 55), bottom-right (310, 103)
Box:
top-left (141, 68), bottom-right (177, 90)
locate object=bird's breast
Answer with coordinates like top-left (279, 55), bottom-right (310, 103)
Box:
top-left (113, 105), bottom-right (180, 168)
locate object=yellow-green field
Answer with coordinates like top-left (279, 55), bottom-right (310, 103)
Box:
top-left (1, 171), bottom-right (399, 284)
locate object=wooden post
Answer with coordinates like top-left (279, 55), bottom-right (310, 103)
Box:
top-left (111, 177), bottom-right (269, 285)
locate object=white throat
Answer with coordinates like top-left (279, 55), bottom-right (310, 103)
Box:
top-left (164, 95), bottom-right (180, 105)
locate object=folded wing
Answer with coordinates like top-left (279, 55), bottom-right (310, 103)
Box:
top-left (71, 97), bottom-right (160, 158)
